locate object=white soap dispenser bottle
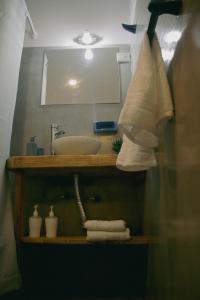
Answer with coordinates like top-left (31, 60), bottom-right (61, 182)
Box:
top-left (45, 205), bottom-right (58, 238)
top-left (29, 204), bottom-right (42, 237)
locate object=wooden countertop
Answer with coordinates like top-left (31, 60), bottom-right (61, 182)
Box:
top-left (6, 154), bottom-right (146, 178)
top-left (6, 154), bottom-right (117, 170)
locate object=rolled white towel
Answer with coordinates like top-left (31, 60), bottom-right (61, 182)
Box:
top-left (83, 220), bottom-right (126, 232)
top-left (86, 228), bottom-right (130, 242)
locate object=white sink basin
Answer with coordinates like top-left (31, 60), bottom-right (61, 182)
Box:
top-left (52, 136), bottom-right (101, 155)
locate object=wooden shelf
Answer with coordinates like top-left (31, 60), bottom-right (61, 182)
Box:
top-left (21, 235), bottom-right (149, 245)
top-left (6, 154), bottom-right (143, 176)
top-left (8, 155), bottom-right (146, 244)
top-left (7, 154), bottom-right (117, 170)
top-left (6, 155), bottom-right (146, 178)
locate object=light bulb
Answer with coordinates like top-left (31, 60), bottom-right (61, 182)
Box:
top-left (81, 31), bottom-right (94, 45)
top-left (84, 49), bottom-right (94, 60)
top-left (68, 79), bottom-right (78, 87)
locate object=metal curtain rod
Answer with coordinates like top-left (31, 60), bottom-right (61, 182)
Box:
top-left (26, 8), bottom-right (38, 39)
top-left (22, 0), bottom-right (38, 39)
top-left (122, 1), bottom-right (183, 43)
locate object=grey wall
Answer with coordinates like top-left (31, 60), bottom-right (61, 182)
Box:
top-left (11, 47), bottom-right (131, 155)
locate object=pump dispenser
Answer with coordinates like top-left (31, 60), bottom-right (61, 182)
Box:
top-left (45, 206), bottom-right (58, 238)
top-left (29, 205), bottom-right (42, 237)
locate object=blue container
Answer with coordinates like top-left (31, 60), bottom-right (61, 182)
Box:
top-left (93, 121), bottom-right (118, 134)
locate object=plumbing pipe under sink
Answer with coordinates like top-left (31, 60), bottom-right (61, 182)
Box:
top-left (74, 174), bottom-right (87, 224)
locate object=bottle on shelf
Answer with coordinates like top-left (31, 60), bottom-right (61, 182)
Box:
top-left (26, 136), bottom-right (38, 155)
top-left (45, 205), bottom-right (58, 238)
top-left (29, 204), bottom-right (42, 237)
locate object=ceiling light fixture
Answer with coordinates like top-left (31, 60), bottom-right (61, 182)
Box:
top-left (73, 30), bottom-right (102, 45)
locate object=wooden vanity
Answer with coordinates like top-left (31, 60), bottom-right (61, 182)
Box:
top-left (6, 154), bottom-right (149, 246)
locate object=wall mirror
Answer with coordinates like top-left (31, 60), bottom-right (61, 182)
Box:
top-left (41, 46), bottom-right (130, 105)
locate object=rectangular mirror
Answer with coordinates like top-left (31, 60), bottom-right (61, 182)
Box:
top-left (41, 47), bottom-right (121, 105)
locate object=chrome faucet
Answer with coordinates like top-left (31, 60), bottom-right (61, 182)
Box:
top-left (51, 123), bottom-right (65, 155)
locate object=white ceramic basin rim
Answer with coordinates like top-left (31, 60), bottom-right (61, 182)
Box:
top-left (52, 136), bottom-right (101, 155)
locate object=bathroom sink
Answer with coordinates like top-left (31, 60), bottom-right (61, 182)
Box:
top-left (52, 136), bottom-right (101, 155)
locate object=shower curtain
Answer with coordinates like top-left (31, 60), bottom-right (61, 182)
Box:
top-left (144, 2), bottom-right (200, 299)
top-left (0, 0), bottom-right (27, 294)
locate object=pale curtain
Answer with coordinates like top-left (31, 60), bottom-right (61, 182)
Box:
top-left (145, 5), bottom-right (200, 300)
top-left (0, 0), bottom-right (27, 294)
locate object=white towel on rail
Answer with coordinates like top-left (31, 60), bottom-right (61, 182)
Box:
top-left (83, 219), bottom-right (126, 232)
top-left (116, 135), bottom-right (157, 172)
top-left (118, 33), bottom-right (173, 148)
top-left (86, 228), bottom-right (130, 242)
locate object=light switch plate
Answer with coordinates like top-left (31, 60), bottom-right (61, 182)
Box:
top-left (116, 52), bottom-right (131, 63)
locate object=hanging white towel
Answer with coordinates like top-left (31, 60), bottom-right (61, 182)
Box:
top-left (116, 135), bottom-right (157, 172)
top-left (83, 219), bottom-right (126, 232)
top-left (86, 228), bottom-right (130, 242)
top-left (118, 33), bottom-right (173, 148)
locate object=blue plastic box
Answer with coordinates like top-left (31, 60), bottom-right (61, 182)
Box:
top-left (93, 121), bottom-right (118, 134)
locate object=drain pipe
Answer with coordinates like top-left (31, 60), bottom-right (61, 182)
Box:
top-left (74, 174), bottom-right (87, 224)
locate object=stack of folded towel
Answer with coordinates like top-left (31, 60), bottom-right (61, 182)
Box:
top-left (83, 220), bottom-right (130, 242)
